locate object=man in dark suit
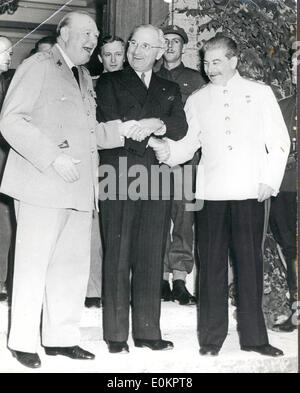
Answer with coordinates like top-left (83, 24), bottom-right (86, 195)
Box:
top-left (0, 36), bottom-right (14, 302)
top-left (95, 24), bottom-right (188, 354)
top-left (272, 53), bottom-right (297, 332)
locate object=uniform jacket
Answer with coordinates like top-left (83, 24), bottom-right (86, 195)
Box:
top-left (156, 62), bottom-right (205, 105)
top-left (279, 94), bottom-right (297, 192)
top-left (165, 72), bottom-right (290, 200)
top-left (0, 45), bottom-right (123, 211)
top-left (95, 66), bottom-right (188, 198)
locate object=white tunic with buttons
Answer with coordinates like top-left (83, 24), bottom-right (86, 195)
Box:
top-left (165, 72), bottom-right (290, 201)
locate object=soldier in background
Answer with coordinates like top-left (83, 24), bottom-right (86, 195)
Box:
top-left (157, 25), bottom-right (205, 305)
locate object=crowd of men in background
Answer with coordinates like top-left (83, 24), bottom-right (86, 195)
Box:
top-left (0, 10), bottom-right (297, 369)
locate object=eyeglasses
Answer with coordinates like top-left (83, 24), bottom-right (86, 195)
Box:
top-left (128, 40), bottom-right (164, 52)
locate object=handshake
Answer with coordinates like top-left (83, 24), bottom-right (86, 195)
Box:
top-left (120, 118), bottom-right (166, 142)
top-left (120, 118), bottom-right (171, 163)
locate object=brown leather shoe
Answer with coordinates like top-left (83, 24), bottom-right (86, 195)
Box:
top-left (44, 345), bottom-right (95, 360)
top-left (11, 350), bottom-right (41, 368)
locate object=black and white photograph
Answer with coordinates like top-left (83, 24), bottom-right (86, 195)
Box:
top-left (0, 0), bottom-right (298, 376)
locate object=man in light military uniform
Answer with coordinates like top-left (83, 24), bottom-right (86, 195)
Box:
top-left (0, 11), bottom-right (140, 369)
top-left (157, 25), bottom-right (205, 305)
top-left (149, 35), bottom-right (290, 357)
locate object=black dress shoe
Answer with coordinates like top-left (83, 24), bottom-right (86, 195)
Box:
top-left (85, 297), bottom-right (101, 308)
top-left (44, 345), bottom-right (95, 360)
top-left (11, 350), bottom-right (41, 369)
top-left (199, 345), bottom-right (220, 356)
top-left (106, 341), bottom-right (129, 354)
top-left (273, 315), bottom-right (297, 332)
top-left (171, 280), bottom-right (196, 305)
top-left (241, 344), bottom-right (284, 357)
top-left (161, 280), bottom-right (172, 301)
top-left (134, 339), bottom-right (174, 351)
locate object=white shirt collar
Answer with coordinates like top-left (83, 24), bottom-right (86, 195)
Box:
top-left (135, 69), bottom-right (152, 88)
top-left (56, 44), bottom-right (75, 70)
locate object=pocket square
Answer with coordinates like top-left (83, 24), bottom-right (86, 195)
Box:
top-left (58, 140), bottom-right (69, 149)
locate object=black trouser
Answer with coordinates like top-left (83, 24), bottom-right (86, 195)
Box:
top-left (100, 199), bottom-right (171, 342)
top-left (269, 191), bottom-right (297, 306)
top-left (196, 199), bottom-right (269, 348)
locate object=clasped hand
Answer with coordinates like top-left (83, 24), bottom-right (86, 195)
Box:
top-left (257, 183), bottom-right (274, 202)
top-left (121, 118), bottom-right (166, 142)
top-left (52, 153), bottom-right (81, 183)
top-left (148, 137), bottom-right (170, 163)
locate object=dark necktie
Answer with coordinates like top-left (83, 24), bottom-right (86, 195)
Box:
top-left (141, 72), bottom-right (147, 88)
top-left (72, 66), bottom-right (80, 88)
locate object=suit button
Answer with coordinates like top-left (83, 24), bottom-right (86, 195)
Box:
top-left (226, 130), bottom-right (231, 135)
top-left (123, 117), bottom-right (127, 121)
top-left (223, 90), bottom-right (228, 94)
top-left (91, 129), bottom-right (95, 134)
top-left (91, 149), bottom-right (95, 153)
top-left (228, 145), bottom-right (233, 150)
top-left (225, 116), bottom-right (230, 121)
top-left (224, 103), bottom-right (229, 108)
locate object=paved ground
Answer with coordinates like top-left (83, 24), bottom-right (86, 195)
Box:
top-left (0, 299), bottom-right (297, 373)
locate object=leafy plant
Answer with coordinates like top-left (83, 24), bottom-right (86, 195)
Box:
top-left (174, 0), bottom-right (297, 98)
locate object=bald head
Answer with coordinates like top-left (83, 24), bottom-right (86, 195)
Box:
top-left (0, 36), bottom-right (13, 74)
top-left (57, 12), bottom-right (99, 65)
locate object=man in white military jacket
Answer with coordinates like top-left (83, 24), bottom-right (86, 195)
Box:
top-left (0, 11), bottom-right (140, 369)
top-left (149, 35), bottom-right (290, 357)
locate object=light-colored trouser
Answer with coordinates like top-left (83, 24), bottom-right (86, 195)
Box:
top-left (8, 200), bottom-right (92, 353)
top-left (86, 212), bottom-right (102, 298)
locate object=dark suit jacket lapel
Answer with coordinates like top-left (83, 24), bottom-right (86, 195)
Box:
top-left (120, 67), bottom-right (148, 108)
top-left (139, 72), bottom-right (162, 118)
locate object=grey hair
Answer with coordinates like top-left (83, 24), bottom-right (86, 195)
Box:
top-left (130, 24), bottom-right (166, 48)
